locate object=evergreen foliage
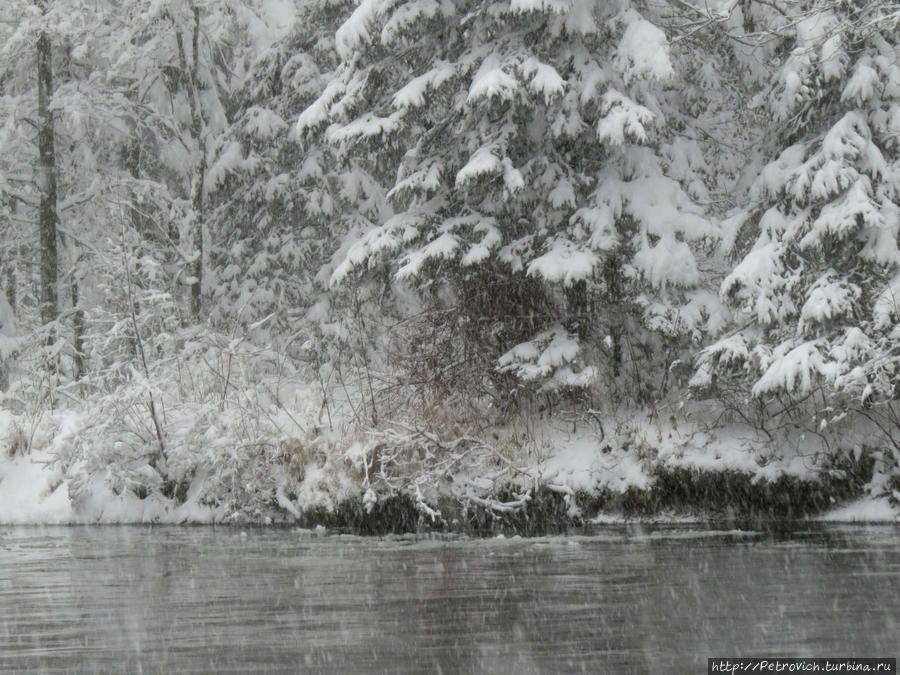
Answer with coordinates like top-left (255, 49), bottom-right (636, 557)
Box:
top-left (299, 0), bottom-right (720, 414)
top-left (693, 0), bottom-right (899, 464)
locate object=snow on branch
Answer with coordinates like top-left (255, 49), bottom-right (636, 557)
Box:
top-left (571, 206), bottom-right (619, 251)
top-left (454, 146), bottom-right (524, 196)
top-left (841, 56), bottom-right (880, 106)
top-left (615, 11), bottom-right (674, 84)
top-left (508, 0), bottom-right (572, 14)
top-left (391, 61), bottom-right (456, 109)
top-left (354, 422), bottom-right (518, 511)
top-left (204, 141), bottom-right (248, 195)
top-left (387, 160), bottom-right (444, 201)
top-left (455, 146), bottom-right (501, 186)
top-left (704, 334), bottom-right (752, 371)
top-left (872, 274), bottom-right (900, 329)
top-left (498, 325), bottom-right (596, 390)
top-left (325, 111), bottom-right (404, 145)
top-left (597, 89), bottom-right (655, 146)
top-left (752, 340), bottom-right (835, 398)
top-left (395, 232), bottom-right (459, 279)
top-left (381, 0), bottom-right (448, 45)
top-left (798, 274), bottom-right (860, 334)
top-left (521, 57), bottom-right (565, 103)
top-left (335, 0), bottom-right (398, 60)
top-left (467, 54), bottom-right (519, 102)
top-left (295, 80), bottom-right (346, 136)
top-left (242, 106), bottom-right (287, 141)
top-left (526, 238), bottom-right (598, 286)
top-left (722, 242), bottom-right (796, 325)
top-left (632, 235), bottom-right (701, 289)
top-left (801, 177), bottom-right (884, 249)
top-left (330, 213), bottom-right (424, 286)
top-left (819, 112), bottom-right (885, 173)
top-left (460, 217), bottom-right (501, 266)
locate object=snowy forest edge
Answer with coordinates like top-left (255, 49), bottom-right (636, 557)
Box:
top-left (0, 0), bottom-right (898, 527)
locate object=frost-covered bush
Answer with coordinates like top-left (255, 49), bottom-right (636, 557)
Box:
top-left (50, 321), bottom-right (324, 520)
top-left (0, 229), bottom-right (317, 520)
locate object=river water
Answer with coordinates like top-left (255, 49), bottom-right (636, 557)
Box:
top-left (0, 524), bottom-right (897, 673)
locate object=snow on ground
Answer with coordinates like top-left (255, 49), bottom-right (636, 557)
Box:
top-left (0, 452), bottom-right (229, 524)
top-left (0, 451), bottom-right (72, 524)
top-left (818, 497), bottom-right (900, 523)
top-left (70, 475), bottom-right (226, 525)
top-left (529, 424), bottom-right (651, 492)
top-left (1, 406), bottom-right (897, 524)
top-left (525, 411), bottom-right (824, 496)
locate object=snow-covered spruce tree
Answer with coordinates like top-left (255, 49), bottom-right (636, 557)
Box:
top-left (693, 1), bottom-right (900, 472)
top-left (207, 0), bottom-right (353, 333)
top-left (298, 0), bottom-right (718, 425)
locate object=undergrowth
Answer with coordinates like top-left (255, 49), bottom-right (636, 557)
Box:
top-left (291, 458), bottom-right (875, 535)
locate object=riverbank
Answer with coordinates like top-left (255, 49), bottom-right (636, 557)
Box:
top-left (2, 418), bottom-right (896, 530)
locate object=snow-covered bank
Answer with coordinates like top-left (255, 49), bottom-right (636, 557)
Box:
top-left (3, 413), bottom-right (897, 528)
top-left (0, 451), bottom-right (71, 524)
top-left (0, 450), bottom-right (224, 525)
top-left (817, 498), bottom-right (900, 523)
top-left (1, 326), bottom-right (896, 529)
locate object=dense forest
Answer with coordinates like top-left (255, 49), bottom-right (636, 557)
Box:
top-left (0, 0), bottom-right (897, 525)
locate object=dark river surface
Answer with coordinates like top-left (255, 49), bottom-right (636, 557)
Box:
top-left (0, 524), bottom-right (897, 673)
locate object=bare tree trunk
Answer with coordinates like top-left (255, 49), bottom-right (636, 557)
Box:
top-left (3, 194), bottom-right (18, 315)
top-left (176, 6), bottom-right (205, 321)
top-left (124, 136), bottom-right (145, 235)
top-left (603, 252), bottom-right (623, 379)
top-left (189, 6), bottom-right (205, 321)
top-left (123, 136), bottom-right (143, 357)
top-left (190, 145), bottom-right (205, 320)
top-left (71, 282), bottom-right (84, 379)
top-left (121, 225), bottom-right (167, 469)
top-left (5, 264), bottom-right (15, 315)
top-left (36, 28), bottom-right (58, 327)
